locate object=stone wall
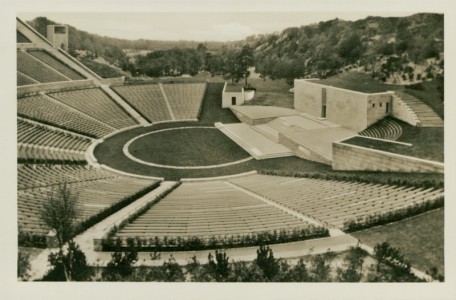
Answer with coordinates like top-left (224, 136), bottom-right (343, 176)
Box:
top-left (294, 80), bottom-right (393, 132)
top-left (332, 142), bottom-right (444, 173)
top-left (391, 94), bottom-right (420, 126)
top-left (366, 92), bottom-right (394, 127)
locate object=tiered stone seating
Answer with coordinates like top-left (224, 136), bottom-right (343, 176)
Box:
top-left (18, 118), bottom-right (92, 162)
top-left (359, 117), bottom-right (403, 140)
top-left (18, 170), bottom-right (157, 236)
top-left (115, 181), bottom-right (313, 238)
top-left (17, 94), bottom-right (115, 138)
top-left (17, 51), bottom-right (69, 83)
top-left (395, 91), bottom-right (444, 127)
top-left (161, 83), bottom-right (206, 119)
top-left (112, 84), bottom-right (172, 122)
top-left (17, 164), bottom-right (117, 190)
top-left (17, 144), bottom-right (86, 162)
top-left (28, 50), bottom-right (86, 80)
top-left (229, 174), bottom-right (444, 228)
top-left (49, 88), bottom-right (138, 129)
top-left (17, 71), bottom-right (38, 86)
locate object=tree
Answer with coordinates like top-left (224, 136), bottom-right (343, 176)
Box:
top-left (161, 256), bottom-right (185, 282)
top-left (309, 254), bottom-right (331, 282)
top-left (102, 240), bottom-right (138, 281)
top-left (40, 182), bottom-right (79, 250)
top-left (18, 250), bottom-right (31, 281)
top-left (337, 246), bottom-right (367, 282)
top-left (255, 245), bottom-right (279, 281)
top-left (228, 261), bottom-right (265, 282)
top-left (207, 250), bottom-right (230, 282)
top-left (40, 182), bottom-right (80, 281)
top-left (238, 45), bottom-right (254, 86)
top-left (42, 241), bottom-right (91, 281)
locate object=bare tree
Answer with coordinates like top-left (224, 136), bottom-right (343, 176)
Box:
top-left (40, 182), bottom-right (80, 281)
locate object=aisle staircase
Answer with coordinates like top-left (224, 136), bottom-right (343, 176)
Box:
top-left (394, 91), bottom-right (444, 127)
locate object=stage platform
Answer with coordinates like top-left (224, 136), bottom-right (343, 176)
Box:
top-left (230, 105), bottom-right (300, 125)
top-left (215, 122), bottom-right (294, 160)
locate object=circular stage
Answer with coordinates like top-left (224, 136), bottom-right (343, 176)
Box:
top-left (92, 122), bottom-right (258, 179)
top-left (124, 127), bottom-right (253, 169)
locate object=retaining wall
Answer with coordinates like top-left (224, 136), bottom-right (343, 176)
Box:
top-left (332, 142), bottom-right (444, 173)
top-left (17, 79), bottom-right (96, 97)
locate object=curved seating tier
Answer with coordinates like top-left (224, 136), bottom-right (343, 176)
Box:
top-left (27, 50), bottom-right (86, 80)
top-left (48, 88), bottom-right (138, 129)
top-left (18, 118), bottom-right (91, 151)
top-left (112, 84), bottom-right (172, 122)
top-left (228, 174), bottom-right (444, 228)
top-left (162, 83), bottom-right (206, 120)
top-left (359, 117), bottom-right (403, 140)
top-left (115, 181), bottom-right (314, 239)
top-left (17, 164), bottom-right (117, 190)
top-left (18, 166), bottom-right (157, 237)
top-left (17, 144), bottom-right (86, 162)
top-left (17, 51), bottom-right (69, 84)
top-left (17, 95), bottom-right (115, 138)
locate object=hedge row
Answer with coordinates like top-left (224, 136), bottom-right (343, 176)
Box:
top-left (101, 226), bottom-right (330, 252)
top-left (17, 159), bottom-right (87, 165)
top-left (18, 232), bottom-right (47, 248)
top-left (343, 196), bottom-right (444, 233)
top-left (18, 181), bottom-right (162, 248)
top-left (259, 170), bottom-right (444, 190)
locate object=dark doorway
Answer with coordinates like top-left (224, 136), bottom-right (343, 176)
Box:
top-left (321, 88), bottom-right (327, 118)
top-left (386, 102), bottom-right (389, 113)
top-left (231, 97), bottom-right (236, 105)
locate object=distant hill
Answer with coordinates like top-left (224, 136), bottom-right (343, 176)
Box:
top-left (245, 13), bottom-right (443, 84)
top-left (26, 17), bottom-right (225, 68)
top-left (26, 14), bottom-right (444, 84)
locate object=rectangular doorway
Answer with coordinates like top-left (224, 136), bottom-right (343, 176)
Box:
top-left (321, 88), bottom-right (327, 118)
top-left (231, 97), bottom-right (236, 105)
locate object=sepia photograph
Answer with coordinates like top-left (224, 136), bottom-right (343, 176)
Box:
top-left (2, 0), bottom-right (456, 299)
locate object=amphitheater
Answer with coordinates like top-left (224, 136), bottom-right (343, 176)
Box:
top-left (16, 18), bottom-right (444, 278)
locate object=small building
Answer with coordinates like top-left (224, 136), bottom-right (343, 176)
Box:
top-left (221, 83), bottom-right (255, 108)
top-left (294, 79), bottom-right (394, 132)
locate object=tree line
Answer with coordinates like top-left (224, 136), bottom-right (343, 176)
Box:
top-left (27, 14), bottom-right (443, 86)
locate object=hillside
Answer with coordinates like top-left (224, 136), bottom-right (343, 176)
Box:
top-left (247, 13), bottom-right (443, 84)
top-left (26, 14), bottom-right (444, 85)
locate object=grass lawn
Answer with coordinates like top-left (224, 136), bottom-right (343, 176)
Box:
top-left (351, 208), bottom-right (444, 276)
top-left (317, 71), bottom-right (404, 93)
top-left (397, 122), bottom-right (444, 162)
top-left (198, 82), bottom-right (240, 125)
top-left (342, 133), bottom-right (444, 162)
top-left (226, 78), bottom-right (295, 109)
top-left (128, 127), bottom-right (250, 166)
top-left (244, 92), bottom-right (294, 109)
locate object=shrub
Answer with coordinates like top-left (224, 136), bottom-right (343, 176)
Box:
top-left (41, 241), bottom-right (92, 281)
top-left (343, 197), bottom-right (444, 232)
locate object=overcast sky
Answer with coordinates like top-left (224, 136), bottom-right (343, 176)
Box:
top-left (17, 12), bottom-right (418, 42)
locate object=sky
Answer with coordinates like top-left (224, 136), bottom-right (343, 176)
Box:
top-left (16, 12), bottom-right (418, 42)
